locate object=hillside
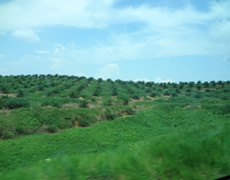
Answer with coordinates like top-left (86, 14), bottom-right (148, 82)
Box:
top-left (0, 75), bottom-right (230, 179)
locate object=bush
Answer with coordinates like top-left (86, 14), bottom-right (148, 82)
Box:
top-left (104, 109), bottom-right (117, 120)
top-left (42, 98), bottom-right (63, 108)
top-left (194, 93), bottom-right (202, 99)
top-left (47, 125), bottom-right (58, 133)
top-left (79, 100), bottom-right (88, 108)
top-left (2, 131), bottom-right (15, 139)
top-left (0, 96), bottom-right (8, 109)
top-left (6, 98), bottom-right (30, 109)
top-left (131, 94), bottom-right (140, 100)
top-left (150, 92), bottom-right (157, 98)
top-left (74, 113), bottom-right (96, 127)
top-left (17, 89), bottom-right (25, 97)
top-left (122, 107), bottom-right (136, 116)
top-left (163, 91), bottom-right (170, 96)
top-left (118, 95), bottom-right (129, 105)
top-left (103, 99), bottom-right (112, 106)
top-left (78, 118), bottom-right (91, 127)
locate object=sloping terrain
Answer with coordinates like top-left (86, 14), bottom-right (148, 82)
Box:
top-left (0, 75), bottom-right (230, 179)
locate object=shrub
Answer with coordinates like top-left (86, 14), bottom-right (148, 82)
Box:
top-left (111, 88), bottom-right (118, 96)
top-left (104, 109), bottom-right (117, 121)
top-left (79, 100), bottom-right (88, 108)
top-left (42, 98), bottom-right (62, 108)
top-left (69, 90), bottom-right (81, 98)
top-left (6, 98), bottom-right (30, 109)
top-left (78, 118), bottom-right (91, 127)
top-left (47, 125), bottom-right (58, 133)
top-left (163, 91), bottom-right (170, 96)
top-left (103, 99), bottom-right (112, 106)
top-left (2, 131), bottom-right (15, 139)
top-left (17, 89), bottom-right (25, 97)
top-left (185, 88), bottom-right (191, 93)
top-left (0, 96), bottom-right (8, 109)
top-left (122, 107), bottom-right (136, 116)
top-left (150, 92), bottom-right (157, 98)
top-left (194, 93), bottom-right (202, 99)
top-left (118, 95), bottom-right (129, 105)
top-left (131, 94), bottom-right (140, 100)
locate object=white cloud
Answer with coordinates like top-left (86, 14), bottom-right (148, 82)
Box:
top-left (134, 78), bottom-right (151, 82)
top-left (0, 0), bottom-right (115, 31)
top-left (75, 72), bottom-right (86, 77)
top-left (154, 77), bottom-right (173, 83)
top-left (209, 20), bottom-right (230, 48)
top-left (134, 77), bottom-right (173, 83)
top-left (40, 1), bottom-right (230, 61)
top-left (12, 27), bottom-right (39, 42)
top-left (1, 0), bottom-right (230, 66)
top-left (1, 0), bottom-right (228, 31)
top-left (48, 43), bottom-right (88, 70)
top-left (96, 64), bottom-right (120, 80)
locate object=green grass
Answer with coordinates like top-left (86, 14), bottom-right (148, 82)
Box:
top-left (0, 115), bottom-right (229, 179)
top-left (0, 103), bottom-right (137, 138)
top-left (0, 101), bottom-right (229, 179)
top-left (0, 75), bottom-right (230, 179)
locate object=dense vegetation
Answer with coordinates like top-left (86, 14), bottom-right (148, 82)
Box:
top-left (0, 75), bottom-right (230, 179)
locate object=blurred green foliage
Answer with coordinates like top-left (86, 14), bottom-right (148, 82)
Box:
top-left (0, 75), bottom-right (230, 179)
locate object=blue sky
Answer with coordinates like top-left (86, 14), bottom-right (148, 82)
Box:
top-left (0, 0), bottom-right (230, 82)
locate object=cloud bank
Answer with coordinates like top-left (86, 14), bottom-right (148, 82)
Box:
top-left (1, 0), bottom-right (229, 60)
top-left (96, 64), bottom-right (120, 80)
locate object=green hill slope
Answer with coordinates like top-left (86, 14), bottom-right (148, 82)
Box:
top-left (0, 75), bottom-right (230, 179)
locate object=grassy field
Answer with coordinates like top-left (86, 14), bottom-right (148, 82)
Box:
top-left (0, 75), bottom-right (230, 179)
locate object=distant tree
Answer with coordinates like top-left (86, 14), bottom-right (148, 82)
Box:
top-left (79, 100), bottom-right (88, 108)
top-left (171, 92), bottom-right (177, 97)
top-left (172, 83), bottom-right (178, 88)
top-left (106, 78), bottom-right (112, 83)
top-left (17, 89), bottom-right (25, 97)
top-left (188, 82), bottom-right (194, 88)
top-left (98, 78), bottom-right (103, 83)
top-left (93, 85), bottom-right (101, 96)
top-left (111, 87), bottom-right (118, 96)
top-left (103, 99), bottom-right (112, 106)
top-left (150, 92), bottom-right (157, 98)
top-left (203, 82), bottom-right (209, 88)
top-left (0, 85), bottom-right (10, 94)
top-left (145, 88), bottom-right (151, 93)
top-left (104, 108), bottom-right (116, 121)
top-left (88, 77), bottom-right (95, 82)
top-left (118, 95), bottom-right (129, 105)
top-left (194, 93), bottom-right (202, 99)
top-left (131, 93), bottom-right (140, 100)
top-left (175, 88), bottom-right (180, 94)
top-left (6, 98), bottom-right (30, 109)
top-left (185, 88), bottom-right (191, 93)
top-left (196, 85), bottom-right (202, 91)
top-left (217, 80), bottom-right (223, 85)
top-left (210, 81), bottom-right (216, 88)
top-left (179, 85), bottom-right (184, 89)
top-left (162, 83), bottom-right (168, 89)
top-left (146, 82), bottom-right (153, 87)
top-left (163, 91), bottom-right (170, 96)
